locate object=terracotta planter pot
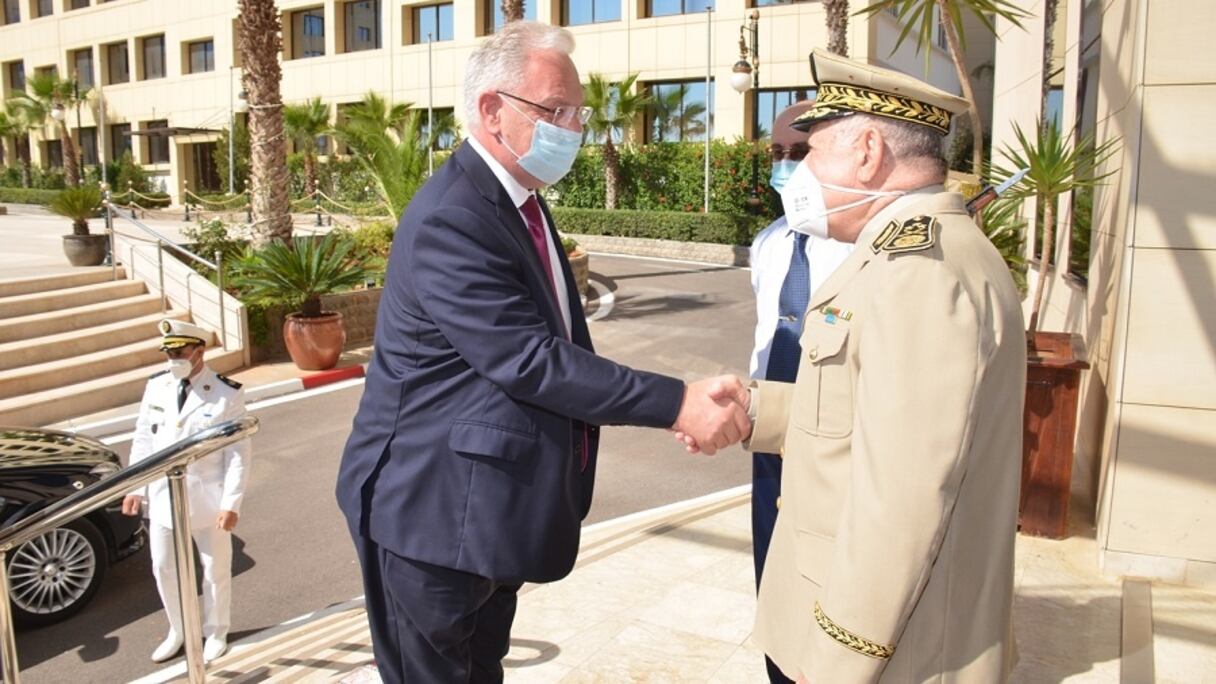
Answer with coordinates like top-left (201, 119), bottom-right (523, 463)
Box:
top-left (567, 248), bottom-right (589, 296)
top-left (62, 234), bottom-right (108, 267)
top-left (283, 311), bottom-right (346, 371)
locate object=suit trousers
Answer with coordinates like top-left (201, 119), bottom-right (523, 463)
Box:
top-left (752, 452), bottom-right (794, 684)
top-left (148, 523), bottom-right (233, 640)
top-left (353, 534), bottom-right (522, 684)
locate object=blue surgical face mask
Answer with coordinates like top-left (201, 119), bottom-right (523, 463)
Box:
top-left (500, 98), bottom-right (582, 186)
top-left (769, 159), bottom-right (799, 193)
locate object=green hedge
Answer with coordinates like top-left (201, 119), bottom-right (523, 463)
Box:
top-left (551, 207), bottom-right (766, 246)
top-left (0, 187), bottom-right (62, 205)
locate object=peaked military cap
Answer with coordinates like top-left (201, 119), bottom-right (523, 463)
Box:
top-left (158, 319), bottom-right (210, 351)
top-left (792, 49), bottom-right (969, 135)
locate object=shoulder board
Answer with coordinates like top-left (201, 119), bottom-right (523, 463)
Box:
top-left (871, 215), bottom-right (938, 255)
top-left (217, 374), bottom-right (243, 390)
top-left (149, 369), bottom-right (170, 380)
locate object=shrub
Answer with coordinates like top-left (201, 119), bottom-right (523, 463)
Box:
top-left (550, 207), bottom-right (766, 246)
top-left (0, 187), bottom-right (61, 205)
top-left (232, 232), bottom-right (376, 317)
top-left (48, 185), bottom-right (103, 236)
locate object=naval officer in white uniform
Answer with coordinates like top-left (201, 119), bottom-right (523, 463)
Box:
top-left (121, 319), bottom-right (250, 664)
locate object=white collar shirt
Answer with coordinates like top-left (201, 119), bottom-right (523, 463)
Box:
top-left (466, 136), bottom-right (572, 337)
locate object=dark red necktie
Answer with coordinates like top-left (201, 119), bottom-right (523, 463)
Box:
top-left (520, 195), bottom-right (555, 295)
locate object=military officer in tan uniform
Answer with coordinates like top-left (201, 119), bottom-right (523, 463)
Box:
top-left (741, 50), bottom-right (1026, 682)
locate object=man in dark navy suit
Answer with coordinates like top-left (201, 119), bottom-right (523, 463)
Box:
top-left (335, 21), bottom-right (749, 684)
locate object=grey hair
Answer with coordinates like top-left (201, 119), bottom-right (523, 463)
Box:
top-left (829, 113), bottom-right (947, 177)
top-left (463, 22), bottom-right (576, 132)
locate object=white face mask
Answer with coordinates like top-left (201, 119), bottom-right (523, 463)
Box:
top-left (779, 160), bottom-right (905, 240)
top-left (167, 358), bottom-right (193, 380)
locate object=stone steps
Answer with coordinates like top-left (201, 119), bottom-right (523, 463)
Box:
top-left (0, 310), bottom-right (190, 372)
top-left (0, 279), bottom-right (146, 319)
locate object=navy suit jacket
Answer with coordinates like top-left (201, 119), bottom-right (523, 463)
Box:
top-left (336, 143), bottom-right (685, 584)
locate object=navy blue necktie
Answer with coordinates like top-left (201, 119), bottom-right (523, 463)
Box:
top-left (765, 233), bottom-right (810, 383)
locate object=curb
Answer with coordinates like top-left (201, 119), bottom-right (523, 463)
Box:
top-left (72, 363), bottom-right (368, 439)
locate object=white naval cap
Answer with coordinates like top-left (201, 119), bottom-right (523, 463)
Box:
top-left (157, 319), bottom-right (211, 351)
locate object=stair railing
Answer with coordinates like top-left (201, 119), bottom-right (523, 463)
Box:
top-left (0, 417), bottom-right (260, 684)
top-left (103, 189), bottom-right (229, 351)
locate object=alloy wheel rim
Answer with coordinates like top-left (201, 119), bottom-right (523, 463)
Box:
top-left (8, 528), bottom-right (96, 614)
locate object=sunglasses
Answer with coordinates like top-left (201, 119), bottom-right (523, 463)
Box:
top-left (769, 143), bottom-right (810, 162)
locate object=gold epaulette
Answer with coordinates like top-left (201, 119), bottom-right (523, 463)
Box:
top-left (814, 602), bottom-right (895, 660)
top-left (870, 215), bottom-right (938, 254)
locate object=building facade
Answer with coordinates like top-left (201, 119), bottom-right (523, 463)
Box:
top-left (0, 0), bottom-right (991, 201)
top-left (992, 0), bottom-right (1216, 587)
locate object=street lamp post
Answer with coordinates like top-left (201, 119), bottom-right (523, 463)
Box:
top-left (731, 10), bottom-right (762, 213)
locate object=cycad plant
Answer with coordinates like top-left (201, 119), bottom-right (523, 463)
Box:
top-left (233, 232), bottom-right (375, 318)
top-left (584, 73), bottom-right (650, 210)
top-left (0, 106), bottom-right (32, 188)
top-left (8, 74), bottom-right (87, 186)
top-left (48, 185), bottom-right (102, 236)
top-left (857, 0), bottom-right (1028, 175)
top-left (991, 119), bottom-right (1119, 333)
top-left (284, 97), bottom-right (330, 196)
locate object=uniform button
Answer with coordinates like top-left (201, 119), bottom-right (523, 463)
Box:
top-left (807, 348), bottom-right (818, 360)
top-left (776, 496), bottom-right (782, 510)
top-left (778, 447), bottom-right (785, 458)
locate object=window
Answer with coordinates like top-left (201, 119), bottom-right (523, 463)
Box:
top-left (33, 0), bottom-right (51, 18)
top-left (110, 122), bottom-right (131, 159)
top-left (6, 61), bottom-right (24, 94)
top-left (1044, 86), bottom-right (1064, 130)
top-left (344, 0), bottom-right (380, 52)
top-left (291, 8), bottom-right (326, 59)
top-left (648, 0), bottom-right (712, 18)
top-left (69, 0), bottom-right (87, 9)
top-left (34, 65), bottom-right (56, 79)
top-left (105, 41), bottom-right (129, 84)
top-left (72, 48), bottom-right (93, 89)
top-left (645, 80), bottom-right (713, 142)
top-left (4, 0), bottom-right (20, 24)
top-left (141, 35), bottom-right (165, 80)
top-left (752, 87), bottom-right (814, 140)
top-left (484, 0), bottom-right (535, 33)
top-left (754, 0), bottom-right (811, 5)
top-left (187, 39), bottom-right (215, 74)
top-left (563, 0), bottom-right (619, 25)
top-left (1068, 6), bottom-right (1103, 282)
top-left (44, 139), bottom-right (62, 168)
top-left (143, 119), bottom-right (169, 164)
top-left (78, 126), bottom-right (97, 165)
top-left (413, 3), bottom-right (453, 43)
top-left (419, 107), bottom-right (456, 150)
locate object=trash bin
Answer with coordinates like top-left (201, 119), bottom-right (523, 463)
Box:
top-left (1020, 331), bottom-right (1090, 539)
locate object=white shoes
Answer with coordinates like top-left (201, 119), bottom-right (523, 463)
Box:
top-left (203, 635), bottom-right (228, 663)
top-left (151, 632), bottom-right (183, 663)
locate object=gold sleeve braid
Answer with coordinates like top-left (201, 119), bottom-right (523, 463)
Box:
top-left (814, 603), bottom-right (895, 660)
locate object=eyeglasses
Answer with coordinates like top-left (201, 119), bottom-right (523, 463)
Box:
top-left (769, 143), bottom-right (810, 162)
top-left (498, 90), bottom-right (593, 128)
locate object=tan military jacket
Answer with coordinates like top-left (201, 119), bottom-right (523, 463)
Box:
top-left (749, 189), bottom-right (1026, 683)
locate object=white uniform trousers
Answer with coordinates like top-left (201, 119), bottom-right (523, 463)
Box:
top-left (148, 523), bottom-right (232, 640)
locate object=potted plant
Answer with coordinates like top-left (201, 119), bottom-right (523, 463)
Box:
top-left (234, 232), bottom-right (373, 370)
top-left (991, 120), bottom-right (1118, 538)
top-left (48, 185), bottom-right (106, 266)
top-left (562, 236), bottom-right (589, 296)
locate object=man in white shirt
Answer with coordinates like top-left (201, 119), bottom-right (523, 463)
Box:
top-left (747, 100), bottom-right (853, 684)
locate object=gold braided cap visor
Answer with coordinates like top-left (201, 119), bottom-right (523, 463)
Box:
top-left (791, 82), bottom-right (952, 135)
top-left (158, 335), bottom-right (205, 351)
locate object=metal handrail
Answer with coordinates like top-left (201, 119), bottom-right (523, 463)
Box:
top-left (0, 417), bottom-right (260, 684)
top-left (105, 192), bottom-right (230, 351)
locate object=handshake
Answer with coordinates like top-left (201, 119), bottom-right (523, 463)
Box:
top-left (670, 375), bottom-right (752, 455)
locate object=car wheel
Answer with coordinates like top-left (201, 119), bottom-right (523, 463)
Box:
top-left (7, 518), bottom-right (108, 627)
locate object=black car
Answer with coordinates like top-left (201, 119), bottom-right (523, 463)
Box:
top-left (0, 428), bottom-right (145, 626)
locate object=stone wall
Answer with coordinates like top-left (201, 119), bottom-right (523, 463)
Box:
top-left (252, 288), bottom-right (382, 363)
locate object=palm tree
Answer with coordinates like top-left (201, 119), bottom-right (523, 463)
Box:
top-left (857, 0), bottom-right (1028, 176)
top-left (825, 1), bottom-right (851, 56)
top-left (237, 0), bottom-right (292, 245)
top-left (991, 120), bottom-right (1118, 334)
top-left (344, 91), bottom-right (411, 137)
top-left (284, 98), bottom-right (330, 197)
top-left (8, 74), bottom-right (86, 186)
top-left (584, 73), bottom-right (650, 210)
top-left (501, 0), bottom-right (524, 22)
top-left (334, 109), bottom-right (428, 219)
top-left (0, 105), bottom-right (32, 188)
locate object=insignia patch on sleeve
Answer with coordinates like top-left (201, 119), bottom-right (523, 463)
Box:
top-left (871, 215), bottom-right (938, 254)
